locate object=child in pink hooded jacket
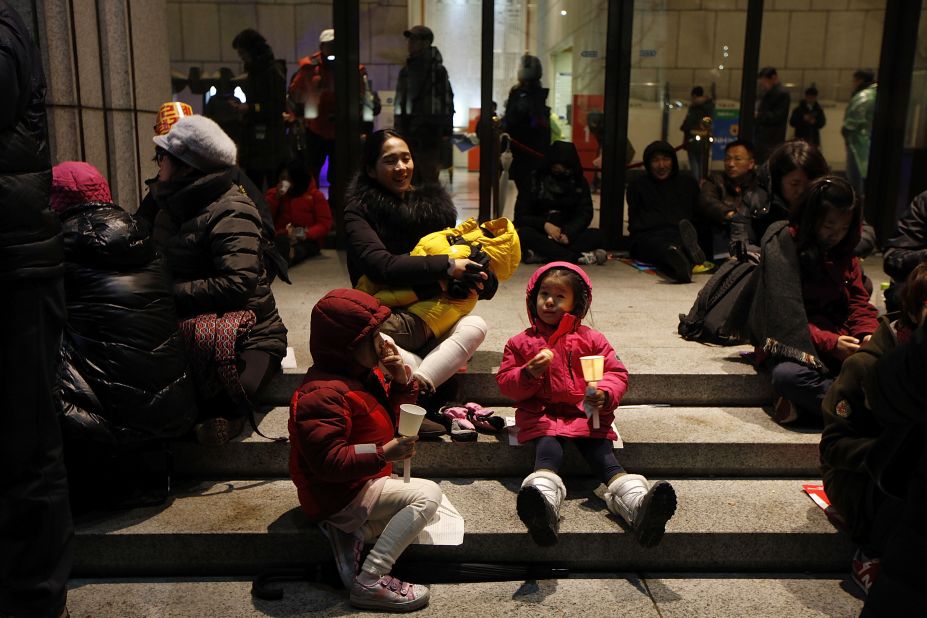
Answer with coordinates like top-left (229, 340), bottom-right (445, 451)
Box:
top-left (496, 262), bottom-right (677, 547)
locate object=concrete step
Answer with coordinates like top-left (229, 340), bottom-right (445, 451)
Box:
top-left (261, 365), bottom-right (774, 408)
top-left (174, 406), bottom-right (821, 478)
top-left (66, 573), bottom-right (865, 617)
top-left (73, 478), bottom-right (852, 576)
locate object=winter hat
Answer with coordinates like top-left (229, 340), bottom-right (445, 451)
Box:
top-left (152, 115), bottom-right (237, 172)
top-left (50, 161), bottom-right (112, 213)
top-left (517, 55), bottom-right (542, 82)
top-left (319, 29), bottom-right (334, 43)
top-left (403, 25), bottom-right (434, 43)
top-left (154, 101), bottom-right (193, 136)
top-left (309, 289), bottom-right (391, 367)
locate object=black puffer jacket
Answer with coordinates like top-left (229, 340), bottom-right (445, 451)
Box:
top-left (515, 140), bottom-right (594, 241)
top-left (0, 4), bottom-right (62, 281)
top-left (151, 168), bottom-right (287, 358)
top-left (626, 141), bottom-right (699, 239)
top-left (344, 175), bottom-right (457, 287)
top-left (56, 202), bottom-right (197, 444)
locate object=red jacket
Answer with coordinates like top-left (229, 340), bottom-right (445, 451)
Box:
top-left (496, 262), bottom-right (629, 442)
top-left (265, 185), bottom-right (332, 242)
top-left (288, 289), bottom-right (416, 521)
top-left (792, 225), bottom-right (879, 366)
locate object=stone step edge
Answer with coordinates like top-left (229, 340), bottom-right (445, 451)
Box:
top-left (259, 371), bottom-right (774, 406)
top-left (72, 478), bottom-right (853, 576)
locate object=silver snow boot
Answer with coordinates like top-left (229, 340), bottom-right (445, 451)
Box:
top-left (604, 474), bottom-right (677, 548)
top-left (516, 470), bottom-right (566, 547)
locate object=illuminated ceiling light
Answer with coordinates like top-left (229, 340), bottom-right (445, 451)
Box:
top-left (234, 86), bottom-right (246, 103)
top-left (718, 64), bottom-right (724, 70)
top-left (208, 86), bottom-right (217, 97)
top-left (723, 45), bottom-right (729, 51)
top-left (327, 55), bottom-right (335, 61)
top-left (560, 10), bottom-right (567, 16)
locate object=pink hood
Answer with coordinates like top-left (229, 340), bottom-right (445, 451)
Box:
top-left (525, 261), bottom-right (593, 331)
top-left (51, 162), bottom-right (112, 214)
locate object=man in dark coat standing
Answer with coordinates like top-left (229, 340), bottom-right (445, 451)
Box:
top-left (0, 3), bottom-right (73, 616)
top-left (394, 25), bottom-right (454, 185)
top-left (789, 86), bottom-right (826, 146)
top-left (754, 67), bottom-right (790, 164)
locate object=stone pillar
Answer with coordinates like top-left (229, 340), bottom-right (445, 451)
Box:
top-left (34, 0), bottom-right (171, 211)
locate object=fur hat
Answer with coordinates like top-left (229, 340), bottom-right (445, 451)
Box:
top-left (152, 115), bottom-right (237, 172)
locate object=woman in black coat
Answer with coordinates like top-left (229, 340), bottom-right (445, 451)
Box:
top-left (150, 115), bottom-right (288, 445)
top-left (50, 161), bottom-right (197, 510)
top-left (344, 129), bottom-right (488, 426)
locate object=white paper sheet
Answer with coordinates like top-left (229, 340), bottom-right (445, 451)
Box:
top-left (413, 494), bottom-right (464, 546)
top-left (281, 346), bottom-right (298, 369)
top-left (505, 416), bottom-right (622, 448)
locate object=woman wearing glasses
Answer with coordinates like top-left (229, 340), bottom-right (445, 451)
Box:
top-left (149, 114), bottom-right (288, 445)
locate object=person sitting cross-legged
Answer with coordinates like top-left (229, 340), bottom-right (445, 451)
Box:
top-left (626, 140), bottom-right (705, 283)
top-left (515, 140), bottom-right (607, 267)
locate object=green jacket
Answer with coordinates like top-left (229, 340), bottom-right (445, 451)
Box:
top-left (843, 83), bottom-right (877, 176)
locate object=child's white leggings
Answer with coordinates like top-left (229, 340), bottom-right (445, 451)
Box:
top-left (358, 477), bottom-right (443, 577)
top-left (391, 315), bottom-right (488, 390)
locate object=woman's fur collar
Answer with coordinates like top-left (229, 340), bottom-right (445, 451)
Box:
top-left (346, 175), bottom-right (457, 254)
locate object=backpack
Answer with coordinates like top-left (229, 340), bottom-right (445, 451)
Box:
top-left (678, 258), bottom-right (757, 345)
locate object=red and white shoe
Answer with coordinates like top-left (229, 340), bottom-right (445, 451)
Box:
top-left (851, 548), bottom-right (881, 595)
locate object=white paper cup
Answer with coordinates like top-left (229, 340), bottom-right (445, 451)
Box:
top-left (398, 404), bottom-right (426, 437)
top-left (579, 355), bottom-right (605, 382)
top-left (398, 404), bottom-right (426, 483)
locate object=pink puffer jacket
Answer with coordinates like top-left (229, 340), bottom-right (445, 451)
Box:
top-left (496, 262), bottom-right (629, 443)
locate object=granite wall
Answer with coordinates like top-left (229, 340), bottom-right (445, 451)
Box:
top-left (30, 0), bottom-right (172, 210)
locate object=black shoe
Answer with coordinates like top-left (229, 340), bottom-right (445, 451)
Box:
top-left (418, 416), bottom-right (447, 439)
top-left (663, 246), bottom-right (693, 283)
top-left (635, 480), bottom-right (677, 548)
top-left (678, 219), bottom-right (706, 266)
top-left (516, 485), bottom-right (560, 547)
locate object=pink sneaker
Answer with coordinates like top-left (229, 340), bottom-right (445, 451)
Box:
top-left (349, 574), bottom-right (430, 612)
top-left (851, 548), bottom-right (880, 595)
top-left (463, 402), bottom-right (506, 432)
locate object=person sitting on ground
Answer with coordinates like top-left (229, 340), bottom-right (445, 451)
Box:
top-left (514, 140), bottom-right (607, 266)
top-left (497, 262), bottom-right (677, 548)
top-left (882, 189), bottom-right (927, 313)
top-left (265, 161), bottom-right (332, 265)
top-left (344, 129), bottom-right (488, 433)
top-left (289, 288), bottom-right (440, 612)
top-left (856, 303), bottom-right (927, 614)
top-left (51, 161), bottom-right (197, 513)
top-left (699, 139), bottom-right (767, 259)
top-left (626, 140), bottom-right (704, 283)
top-left (139, 101), bottom-right (289, 283)
top-left (742, 176), bottom-right (878, 425)
top-left (150, 114), bottom-right (288, 446)
top-left (820, 262), bottom-right (927, 599)
top-left (733, 140), bottom-right (829, 259)
top-left (356, 216), bottom-right (519, 342)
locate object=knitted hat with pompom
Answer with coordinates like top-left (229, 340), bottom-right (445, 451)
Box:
top-left (152, 115), bottom-right (237, 172)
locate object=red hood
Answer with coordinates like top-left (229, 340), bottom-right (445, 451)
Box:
top-left (525, 262), bottom-right (592, 338)
top-left (309, 289), bottom-right (391, 368)
top-left (51, 161), bottom-right (112, 213)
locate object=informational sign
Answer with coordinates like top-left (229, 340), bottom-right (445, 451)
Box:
top-left (712, 107), bottom-right (740, 160)
top-left (580, 50), bottom-right (599, 58)
top-left (640, 49), bottom-right (657, 57)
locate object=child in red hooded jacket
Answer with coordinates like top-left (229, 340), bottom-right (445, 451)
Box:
top-left (265, 161), bottom-right (332, 264)
top-left (289, 289), bottom-right (440, 612)
top-left (497, 262), bottom-right (677, 548)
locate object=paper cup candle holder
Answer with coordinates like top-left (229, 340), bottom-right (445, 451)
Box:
top-left (398, 404), bottom-right (426, 483)
top-left (580, 355), bottom-right (605, 429)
